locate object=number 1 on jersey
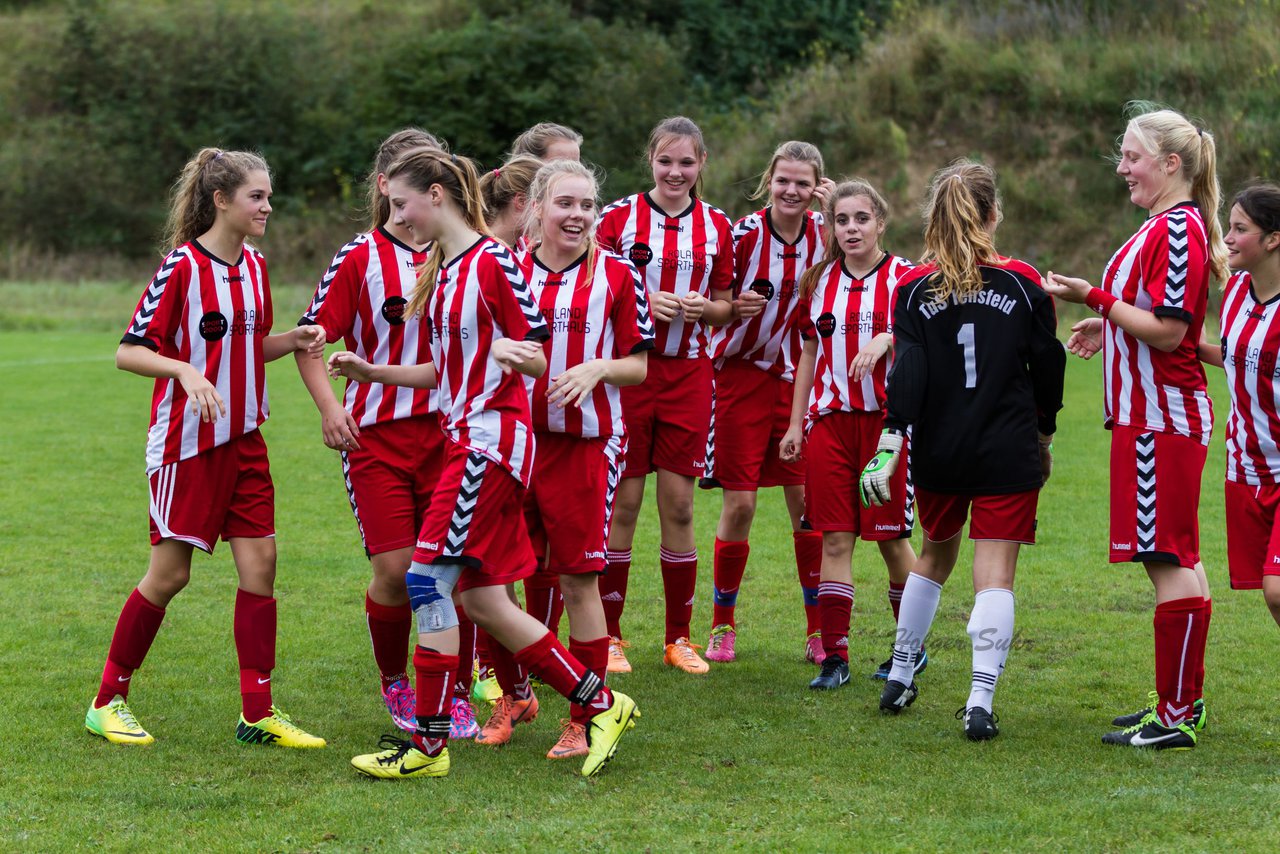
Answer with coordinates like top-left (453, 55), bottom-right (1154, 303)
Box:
top-left (957, 323), bottom-right (977, 388)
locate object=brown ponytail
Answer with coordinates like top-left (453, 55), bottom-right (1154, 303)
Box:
top-left (798, 179), bottom-right (890, 299)
top-left (367, 128), bottom-right (445, 231)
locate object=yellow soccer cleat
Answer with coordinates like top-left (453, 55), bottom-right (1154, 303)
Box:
top-left (351, 736), bottom-right (450, 779)
top-left (85, 695), bottom-right (154, 745)
top-left (581, 691), bottom-right (639, 777)
top-left (235, 706), bottom-right (326, 748)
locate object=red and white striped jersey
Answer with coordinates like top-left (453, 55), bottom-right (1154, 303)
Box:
top-left (1221, 271), bottom-right (1280, 484)
top-left (797, 254), bottom-right (913, 418)
top-left (427, 237), bottom-right (549, 485)
top-left (517, 248), bottom-right (655, 438)
top-left (596, 192), bottom-right (734, 359)
top-left (300, 227), bottom-right (435, 428)
top-left (1100, 203), bottom-right (1213, 443)
top-left (122, 240), bottom-right (272, 473)
top-left (709, 207), bottom-right (824, 381)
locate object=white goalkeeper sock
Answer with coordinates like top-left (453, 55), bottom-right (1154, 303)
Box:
top-left (966, 588), bottom-right (1015, 713)
top-left (888, 572), bottom-right (942, 684)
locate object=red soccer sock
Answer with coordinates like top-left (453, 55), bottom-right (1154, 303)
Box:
top-left (514, 631), bottom-right (613, 718)
top-left (487, 631), bottom-right (533, 701)
top-left (818, 581), bottom-right (854, 662)
top-left (365, 593), bottom-right (411, 692)
top-left (454, 603), bottom-right (476, 700)
top-left (476, 626), bottom-right (495, 676)
top-left (1193, 597), bottom-right (1211, 699)
top-left (659, 546), bottom-right (698, 644)
top-left (793, 531), bottom-right (822, 635)
top-left (524, 576), bottom-right (564, 636)
top-left (234, 589), bottom-right (277, 722)
top-left (888, 581), bottom-right (906, 622)
top-left (1153, 596), bottom-right (1207, 726)
top-left (600, 549), bottom-right (631, 638)
top-left (412, 645), bottom-right (457, 756)
top-left (711, 538), bottom-right (750, 629)
top-left (568, 635), bottom-right (610, 725)
top-left (95, 588), bottom-right (166, 708)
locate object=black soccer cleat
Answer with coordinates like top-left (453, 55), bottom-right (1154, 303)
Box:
top-left (1102, 716), bottom-right (1196, 750)
top-left (956, 706), bottom-right (999, 741)
top-left (809, 656), bottom-right (850, 691)
top-left (871, 646), bottom-right (928, 680)
top-left (1111, 693), bottom-right (1206, 732)
top-left (879, 679), bottom-right (919, 714)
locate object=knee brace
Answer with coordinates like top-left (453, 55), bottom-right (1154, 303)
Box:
top-left (405, 561), bottom-right (462, 632)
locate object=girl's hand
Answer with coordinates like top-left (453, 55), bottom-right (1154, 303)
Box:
top-left (680, 291), bottom-right (707, 321)
top-left (779, 425), bottom-right (804, 462)
top-left (179, 365), bottom-right (227, 423)
top-left (851, 338), bottom-right (890, 381)
top-left (649, 291), bottom-right (682, 322)
top-left (1066, 317), bottom-right (1104, 360)
top-left (1041, 271), bottom-right (1093, 305)
top-left (321, 403), bottom-right (362, 451)
top-left (490, 338), bottom-right (542, 375)
top-left (547, 360), bottom-right (607, 409)
top-left (812, 177), bottom-right (837, 210)
top-left (734, 290), bottom-right (766, 320)
top-left (328, 351), bottom-right (376, 383)
top-left (295, 325), bottom-right (327, 359)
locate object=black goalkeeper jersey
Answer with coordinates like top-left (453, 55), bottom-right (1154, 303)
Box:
top-left (885, 257), bottom-right (1065, 494)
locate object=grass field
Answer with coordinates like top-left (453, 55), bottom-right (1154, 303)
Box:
top-left (2, 300), bottom-right (1279, 852)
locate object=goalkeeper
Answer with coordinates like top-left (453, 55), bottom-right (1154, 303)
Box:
top-left (860, 161), bottom-right (1065, 741)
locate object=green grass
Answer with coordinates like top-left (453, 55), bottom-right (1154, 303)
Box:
top-left (2, 325), bottom-right (1279, 853)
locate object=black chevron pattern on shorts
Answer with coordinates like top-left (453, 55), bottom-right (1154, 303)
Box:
top-left (1164, 211), bottom-right (1189, 307)
top-left (602, 437), bottom-right (625, 541)
top-left (1135, 433), bottom-right (1157, 552)
top-left (340, 450), bottom-right (368, 551)
top-left (444, 452), bottom-right (487, 558)
top-left (902, 428), bottom-right (916, 530)
top-left (703, 384), bottom-right (718, 479)
top-left (126, 250), bottom-right (184, 339)
top-left (484, 242), bottom-right (545, 329)
top-left (302, 234), bottom-right (367, 322)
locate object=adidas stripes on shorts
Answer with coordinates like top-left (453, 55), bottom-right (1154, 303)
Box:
top-left (411, 438), bottom-right (536, 591)
top-left (1108, 425), bottom-right (1206, 569)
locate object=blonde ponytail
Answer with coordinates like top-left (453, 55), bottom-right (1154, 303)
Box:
top-left (920, 160), bottom-right (1000, 302)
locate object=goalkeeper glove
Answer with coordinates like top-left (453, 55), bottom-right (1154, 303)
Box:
top-left (859, 429), bottom-right (904, 507)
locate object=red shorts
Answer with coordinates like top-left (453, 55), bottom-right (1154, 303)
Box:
top-left (804, 411), bottom-right (913, 539)
top-left (703, 359), bottom-right (805, 490)
top-left (148, 429), bottom-right (273, 553)
top-left (341, 415), bottom-right (445, 556)
top-left (525, 433), bottom-right (618, 577)
top-left (620, 353), bottom-right (712, 478)
top-left (1224, 479), bottom-right (1280, 590)
top-left (411, 440), bottom-right (536, 591)
top-left (1109, 426), bottom-right (1205, 569)
top-left (916, 488), bottom-right (1039, 544)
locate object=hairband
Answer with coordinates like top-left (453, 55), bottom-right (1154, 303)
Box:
top-left (213, 151), bottom-right (224, 161)
top-left (493, 169), bottom-right (501, 177)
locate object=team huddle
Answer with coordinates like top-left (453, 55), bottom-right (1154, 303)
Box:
top-left (83, 105), bottom-right (1280, 776)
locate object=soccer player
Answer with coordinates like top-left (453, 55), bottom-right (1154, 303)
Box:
top-left (510, 122), bottom-right (583, 162)
top-left (864, 161), bottom-right (1064, 740)
top-left (294, 128), bottom-right (480, 740)
top-left (1046, 106), bottom-right (1223, 750)
top-left (85, 148), bottom-right (328, 748)
top-left (699, 141), bottom-right (832, 665)
top-left (336, 148), bottom-right (638, 779)
top-left (779, 180), bottom-right (921, 691)
top-left (595, 116), bottom-right (748, 674)
top-left (514, 159), bottom-right (654, 758)
top-left (1214, 184), bottom-right (1280, 625)
top-left (481, 154), bottom-right (543, 253)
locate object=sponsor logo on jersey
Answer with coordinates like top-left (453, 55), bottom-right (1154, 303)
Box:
top-left (381, 296), bottom-right (408, 325)
top-left (629, 243), bottom-right (654, 267)
top-left (199, 311), bottom-right (228, 341)
top-left (750, 279), bottom-right (774, 300)
top-left (816, 311), bottom-right (837, 338)
top-left (775, 249), bottom-right (801, 260)
top-left (660, 223), bottom-right (685, 233)
top-left (1247, 306), bottom-right (1268, 321)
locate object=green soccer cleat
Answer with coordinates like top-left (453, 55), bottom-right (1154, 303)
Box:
top-left (351, 736), bottom-right (450, 779)
top-left (1102, 713), bottom-right (1196, 750)
top-left (86, 695), bottom-right (154, 745)
top-left (1111, 691), bottom-right (1206, 732)
top-left (581, 691), bottom-right (639, 777)
top-left (235, 706), bottom-right (326, 748)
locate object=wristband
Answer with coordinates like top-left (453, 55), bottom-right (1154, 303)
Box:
top-left (1084, 288), bottom-right (1118, 318)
